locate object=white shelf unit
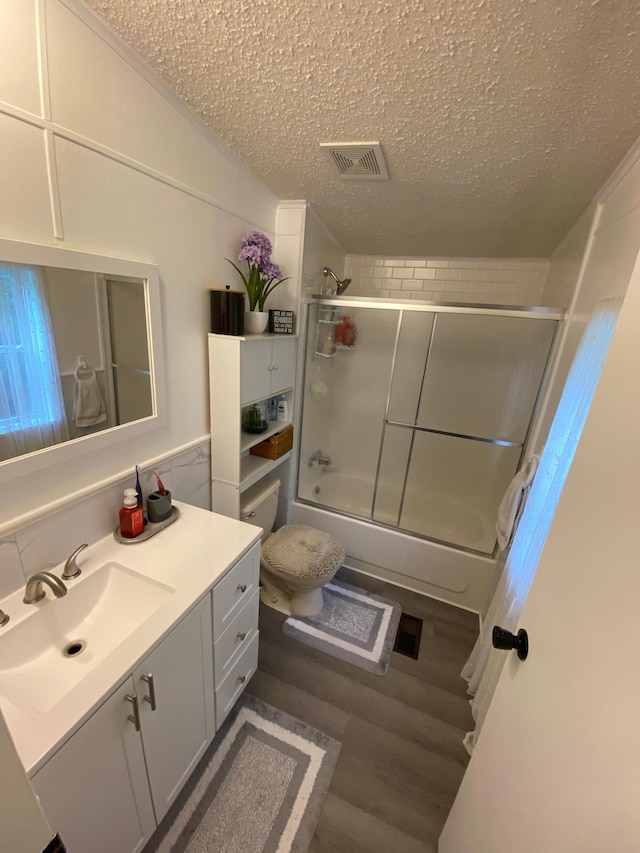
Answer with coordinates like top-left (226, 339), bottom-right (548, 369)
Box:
top-left (208, 333), bottom-right (297, 519)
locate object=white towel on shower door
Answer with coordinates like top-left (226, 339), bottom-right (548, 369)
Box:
top-left (495, 456), bottom-right (539, 550)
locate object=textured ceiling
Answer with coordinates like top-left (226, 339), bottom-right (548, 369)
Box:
top-left (84, 0), bottom-right (640, 257)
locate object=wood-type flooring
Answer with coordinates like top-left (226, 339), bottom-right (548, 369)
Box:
top-left (248, 566), bottom-right (479, 853)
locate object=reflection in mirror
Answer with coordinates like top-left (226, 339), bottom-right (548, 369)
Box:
top-left (0, 263), bottom-right (152, 463)
top-left (0, 239), bottom-right (165, 485)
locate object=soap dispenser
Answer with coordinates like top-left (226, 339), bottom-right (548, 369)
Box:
top-left (119, 488), bottom-right (144, 538)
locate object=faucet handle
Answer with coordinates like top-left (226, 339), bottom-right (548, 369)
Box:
top-left (62, 543), bottom-right (88, 580)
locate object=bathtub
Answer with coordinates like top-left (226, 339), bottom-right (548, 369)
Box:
top-left (294, 470), bottom-right (497, 613)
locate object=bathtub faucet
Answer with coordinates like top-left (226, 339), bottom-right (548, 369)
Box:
top-left (309, 451), bottom-right (332, 468)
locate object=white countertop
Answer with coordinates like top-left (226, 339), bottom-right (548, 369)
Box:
top-left (0, 501), bottom-right (262, 776)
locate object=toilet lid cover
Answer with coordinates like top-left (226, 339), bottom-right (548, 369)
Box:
top-left (262, 525), bottom-right (345, 579)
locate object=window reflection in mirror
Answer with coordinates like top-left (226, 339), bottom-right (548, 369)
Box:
top-left (0, 262), bottom-right (153, 464)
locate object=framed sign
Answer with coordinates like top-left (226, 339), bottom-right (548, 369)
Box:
top-left (269, 309), bottom-right (295, 334)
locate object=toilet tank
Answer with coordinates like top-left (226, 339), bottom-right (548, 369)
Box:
top-left (240, 476), bottom-right (281, 538)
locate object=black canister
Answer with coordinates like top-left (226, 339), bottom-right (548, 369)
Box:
top-left (210, 288), bottom-right (245, 335)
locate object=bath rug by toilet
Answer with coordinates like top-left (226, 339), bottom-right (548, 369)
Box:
top-left (145, 693), bottom-right (340, 853)
top-left (282, 579), bottom-right (402, 676)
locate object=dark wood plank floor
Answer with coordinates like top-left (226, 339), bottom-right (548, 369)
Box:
top-left (248, 567), bottom-right (479, 853)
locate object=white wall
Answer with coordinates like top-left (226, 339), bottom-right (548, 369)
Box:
top-left (45, 267), bottom-right (103, 375)
top-left (541, 205), bottom-right (594, 308)
top-left (0, 0), bottom-right (280, 532)
top-left (302, 205), bottom-right (347, 297)
top-left (529, 140), bottom-right (640, 455)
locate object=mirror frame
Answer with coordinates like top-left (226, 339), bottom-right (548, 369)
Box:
top-left (0, 238), bottom-right (166, 483)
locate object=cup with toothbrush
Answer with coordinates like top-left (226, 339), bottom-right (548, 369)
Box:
top-left (147, 471), bottom-right (172, 523)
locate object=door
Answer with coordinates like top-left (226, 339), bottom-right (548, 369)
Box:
top-left (240, 338), bottom-right (273, 403)
top-left (106, 277), bottom-right (152, 424)
top-left (270, 337), bottom-right (296, 395)
top-left (439, 257), bottom-right (640, 850)
top-left (135, 596), bottom-right (215, 823)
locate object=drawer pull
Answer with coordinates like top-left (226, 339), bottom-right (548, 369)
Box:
top-left (125, 693), bottom-right (141, 731)
top-left (237, 631), bottom-right (247, 642)
top-left (238, 675), bottom-right (246, 684)
top-left (237, 584), bottom-right (247, 593)
top-left (141, 673), bottom-right (157, 711)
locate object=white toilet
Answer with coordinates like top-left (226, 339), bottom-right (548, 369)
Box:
top-left (240, 476), bottom-right (345, 616)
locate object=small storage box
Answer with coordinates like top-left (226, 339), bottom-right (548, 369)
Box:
top-left (249, 425), bottom-right (293, 460)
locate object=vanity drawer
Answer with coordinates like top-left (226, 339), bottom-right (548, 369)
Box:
top-left (212, 544), bottom-right (259, 642)
top-left (213, 589), bottom-right (259, 688)
top-left (215, 632), bottom-right (259, 728)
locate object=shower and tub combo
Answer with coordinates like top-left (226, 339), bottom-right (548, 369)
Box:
top-left (291, 295), bottom-right (562, 611)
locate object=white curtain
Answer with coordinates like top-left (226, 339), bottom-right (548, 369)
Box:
top-left (0, 262), bottom-right (70, 462)
top-left (462, 297), bottom-right (623, 753)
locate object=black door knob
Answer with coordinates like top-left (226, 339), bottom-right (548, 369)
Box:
top-left (492, 626), bottom-right (529, 660)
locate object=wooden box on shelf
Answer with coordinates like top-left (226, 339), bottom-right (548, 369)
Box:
top-left (249, 425), bottom-right (293, 460)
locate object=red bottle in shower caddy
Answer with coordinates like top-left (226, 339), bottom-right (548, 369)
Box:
top-left (335, 316), bottom-right (357, 348)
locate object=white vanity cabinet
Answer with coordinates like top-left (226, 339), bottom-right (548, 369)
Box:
top-left (211, 546), bottom-right (260, 726)
top-left (31, 595), bottom-right (215, 853)
top-left (209, 333), bottom-right (297, 518)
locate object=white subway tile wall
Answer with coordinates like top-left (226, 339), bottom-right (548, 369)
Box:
top-left (343, 255), bottom-right (552, 306)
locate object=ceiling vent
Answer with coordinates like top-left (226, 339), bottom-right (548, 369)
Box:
top-left (321, 142), bottom-right (389, 181)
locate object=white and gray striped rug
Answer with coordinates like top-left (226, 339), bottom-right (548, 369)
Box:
top-left (282, 579), bottom-right (402, 676)
top-left (146, 695), bottom-right (340, 853)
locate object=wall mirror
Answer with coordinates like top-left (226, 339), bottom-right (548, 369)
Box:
top-left (0, 238), bottom-right (166, 483)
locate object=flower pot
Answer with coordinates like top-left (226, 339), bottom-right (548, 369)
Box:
top-left (244, 310), bottom-right (269, 334)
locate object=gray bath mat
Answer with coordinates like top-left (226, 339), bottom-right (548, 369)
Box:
top-left (146, 693), bottom-right (340, 853)
top-left (282, 579), bottom-right (402, 676)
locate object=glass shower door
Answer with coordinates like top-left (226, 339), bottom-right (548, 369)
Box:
top-left (297, 302), bottom-right (399, 517)
top-left (374, 311), bottom-right (557, 553)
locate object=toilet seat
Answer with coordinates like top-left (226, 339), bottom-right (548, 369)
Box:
top-left (262, 524), bottom-right (345, 581)
top-left (260, 524), bottom-right (344, 615)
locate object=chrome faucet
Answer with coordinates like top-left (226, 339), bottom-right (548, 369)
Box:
top-left (309, 451), bottom-right (332, 468)
top-left (23, 571), bottom-right (68, 605)
top-left (62, 543), bottom-right (88, 580)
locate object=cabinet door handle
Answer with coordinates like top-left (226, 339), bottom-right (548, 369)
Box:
top-left (237, 583), bottom-right (247, 593)
top-left (141, 673), bottom-right (157, 710)
top-left (272, 363), bottom-right (279, 370)
top-left (125, 693), bottom-right (141, 731)
top-left (238, 675), bottom-right (246, 684)
top-left (237, 631), bottom-right (247, 642)
top-left (267, 365), bottom-right (274, 371)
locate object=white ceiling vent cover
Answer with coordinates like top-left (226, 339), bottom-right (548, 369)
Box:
top-left (321, 142), bottom-right (389, 181)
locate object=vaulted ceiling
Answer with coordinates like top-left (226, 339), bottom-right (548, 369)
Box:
top-left (85, 0), bottom-right (640, 258)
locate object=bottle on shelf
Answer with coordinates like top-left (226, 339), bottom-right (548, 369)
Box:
top-left (336, 315), bottom-right (356, 348)
top-left (277, 395), bottom-right (289, 423)
top-left (119, 488), bottom-right (145, 538)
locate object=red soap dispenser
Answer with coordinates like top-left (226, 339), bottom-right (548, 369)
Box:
top-left (119, 488), bottom-right (144, 538)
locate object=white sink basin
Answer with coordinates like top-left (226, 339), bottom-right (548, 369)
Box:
top-left (0, 562), bottom-right (175, 715)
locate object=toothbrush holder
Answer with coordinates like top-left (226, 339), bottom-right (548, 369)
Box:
top-left (147, 490), bottom-right (172, 524)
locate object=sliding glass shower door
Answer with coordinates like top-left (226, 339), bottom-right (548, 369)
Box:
top-left (298, 298), bottom-right (559, 555)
